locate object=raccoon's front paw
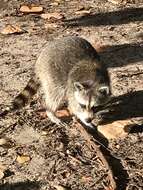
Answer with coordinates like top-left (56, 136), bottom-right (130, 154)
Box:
top-left (51, 116), bottom-right (68, 128)
top-left (58, 120), bottom-right (69, 128)
top-left (46, 110), bottom-right (69, 127)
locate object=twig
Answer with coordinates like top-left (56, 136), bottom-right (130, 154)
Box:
top-left (119, 70), bottom-right (143, 78)
top-left (73, 122), bottom-right (117, 190)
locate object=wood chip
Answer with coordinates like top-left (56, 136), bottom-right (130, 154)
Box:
top-left (98, 119), bottom-right (133, 140)
top-left (16, 155), bottom-right (30, 164)
top-left (75, 10), bottom-right (91, 16)
top-left (20, 5), bottom-right (43, 13)
top-left (41, 12), bottom-right (64, 20)
top-left (1, 25), bottom-right (25, 35)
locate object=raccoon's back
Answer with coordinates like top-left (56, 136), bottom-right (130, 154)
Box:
top-left (35, 36), bottom-right (99, 86)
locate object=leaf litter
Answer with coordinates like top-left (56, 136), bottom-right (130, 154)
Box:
top-left (0, 0), bottom-right (143, 189)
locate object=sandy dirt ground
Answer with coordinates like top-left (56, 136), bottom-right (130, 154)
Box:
top-left (0, 0), bottom-right (143, 190)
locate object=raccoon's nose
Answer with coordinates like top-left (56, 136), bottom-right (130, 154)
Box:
top-left (85, 118), bottom-right (92, 123)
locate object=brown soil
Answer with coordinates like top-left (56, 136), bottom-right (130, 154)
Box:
top-left (0, 1), bottom-right (143, 190)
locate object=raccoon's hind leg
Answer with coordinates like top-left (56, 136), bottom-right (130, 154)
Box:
top-left (43, 85), bottom-right (68, 127)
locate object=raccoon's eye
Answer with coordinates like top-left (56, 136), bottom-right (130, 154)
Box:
top-left (91, 106), bottom-right (95, 111)
top-left (79, 103), bottom-right (86, 109)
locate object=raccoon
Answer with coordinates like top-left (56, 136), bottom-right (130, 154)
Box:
top-left (12, 36), bottom-right (111, 127)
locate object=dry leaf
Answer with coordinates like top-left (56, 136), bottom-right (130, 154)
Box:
top-left (20, 5), bottom-right (43, 13)
top-left (1, 25), bottom-right (24, 35)
top-left (37, 108), bottom-right (70, 119)
top-left (17, 155), bottom-right (30, 164)
top-left (56, 109), bottom-right (70, 118)
top-left (97, 119), bottom-right (133, 140)
top-left (75, 10), bottom-right (91, 16)
top-left (41, 12), bottom-right (64, 20)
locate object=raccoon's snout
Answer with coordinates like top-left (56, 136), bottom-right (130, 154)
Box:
top-left (85, 118), bottom-right (92, 123)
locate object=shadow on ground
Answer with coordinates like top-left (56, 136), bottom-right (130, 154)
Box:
top-left (64, 7), bottom-right (143, 67)
top-left (0, 181), bottom-right (40, 190)
top-left (84, 91), bottom-right (143, 190)
top-left (99, 42), bottom-right (143, 67)
top-left (98, 90), bottom-right (143, 125)
top-left (64, 7), bottom-right (143, 27)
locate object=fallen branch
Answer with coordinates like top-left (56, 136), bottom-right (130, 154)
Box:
top-left (73, 122), bottom-right (117, 190)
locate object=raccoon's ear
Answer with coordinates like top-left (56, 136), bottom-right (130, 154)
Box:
top-left (98, 86), bottom-right (110, 96)
top-left (74, 82), bottom-right (84, 91)
top-left (82, 80), bottom-right (94, 88)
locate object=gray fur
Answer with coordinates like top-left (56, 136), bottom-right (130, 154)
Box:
top-left (11, 36), bottom-right (110, 126)
top-left (35, 36), bottom-right (111, 126)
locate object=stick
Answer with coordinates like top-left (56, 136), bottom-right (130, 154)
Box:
top-left (73, 122), bottom-right (117, 190)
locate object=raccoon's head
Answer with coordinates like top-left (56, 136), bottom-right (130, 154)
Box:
top-left (72, 79), bottom-right (111, 126)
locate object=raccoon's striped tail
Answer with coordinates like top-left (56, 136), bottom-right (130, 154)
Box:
top-left (0, 76), bottom-right (40, 117)
top-left (12, 75), bottom-right (40, 110)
